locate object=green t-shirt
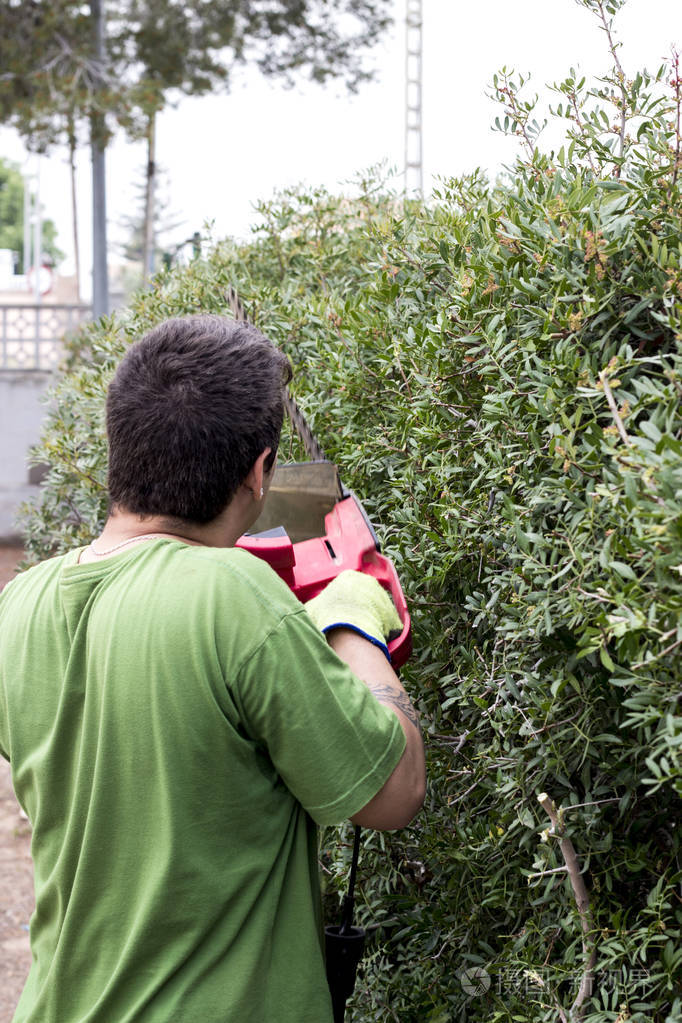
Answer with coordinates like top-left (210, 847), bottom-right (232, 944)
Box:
top-left (0, 540), bottom-right (405, 1023)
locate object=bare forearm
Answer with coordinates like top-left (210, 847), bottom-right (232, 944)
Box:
top-left (328, 628), bottom-right (426, 829)
top-left (328, 628), bottom-right (421, 732)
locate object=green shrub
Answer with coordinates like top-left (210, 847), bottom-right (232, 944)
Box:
top-left (21, 3), bottom-right (682, 1020)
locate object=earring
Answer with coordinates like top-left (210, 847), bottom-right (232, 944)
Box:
top-left (259, 487), bottom-right (264, 499)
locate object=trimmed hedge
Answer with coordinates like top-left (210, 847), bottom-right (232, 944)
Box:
top-left (21, 6), bottom-right (682, 1020)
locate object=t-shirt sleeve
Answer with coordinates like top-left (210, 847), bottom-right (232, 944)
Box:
top-left (0, 682), bottom-right (7, 761)
top-left (0, 584), bottom-right (11, 760)
top-left (233, 609), bottom-right (406, 826)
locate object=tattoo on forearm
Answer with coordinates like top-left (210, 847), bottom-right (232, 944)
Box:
top-left (369, 683), bottom-right (421, 731)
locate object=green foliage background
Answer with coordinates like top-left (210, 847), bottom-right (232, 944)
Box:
top-left (0, 158), bottom-right (63, 272)
top-left (20, 3), bottom-right (682, 1020)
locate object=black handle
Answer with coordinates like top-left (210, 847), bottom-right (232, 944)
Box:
top-left (325, 827), bottom-right (365, 1022)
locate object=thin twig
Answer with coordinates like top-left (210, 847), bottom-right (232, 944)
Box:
top-left (527, 866), bottom-right (569, 880)
top-left (394, 349), bottom-right (413, 400)
top-left (595, 0), bottom-right (628, 171)
top-left (393, 245), bottom-right (448, 293)
top-left (562, 797), bottom-right (620, 812)
top-left (568, 87), bottom-right (599, 176)
top-left (533, 712), bottom-right (581, 735)
top-left (430, 731), bottom-right (469, 753)
top-left (543, 926), bottom-right (564, 967)
top-left (577, 587), bottom-right (614, 605)
top-left (555, 1001), bottom-right (570, 1023)
top-left (657, 627), bottom-right (678, 643)
top-left (632, 634), bottom-right (682, 670)
top-left (599, 370), bottom-right (630, 445)
top-left (670, 48), bottom-right (681, 191)
top-left (450, 779), bottom-right (479, 805)
top-left (497, 70), bottom-right (537, 160)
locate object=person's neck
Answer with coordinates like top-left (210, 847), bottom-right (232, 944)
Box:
top-left (79, 501), bottom-right (253, 563)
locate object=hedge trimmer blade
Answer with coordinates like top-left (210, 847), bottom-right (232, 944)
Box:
top-left (225, 286), bottom-right (326, 462)
top-left (226, 287), bottom-right (412, 669)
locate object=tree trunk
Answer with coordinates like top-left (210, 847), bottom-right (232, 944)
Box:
top-left (143, 110), bottom-right (156, 285)
top-left (90, 0), bottom-right (108, 318)
top-left (68, 120), bottom-right (81, 303)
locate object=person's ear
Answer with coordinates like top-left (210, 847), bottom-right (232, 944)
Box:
top-left (244, 448), bottom-right (272, 501)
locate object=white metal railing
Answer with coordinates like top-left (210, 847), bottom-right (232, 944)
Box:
top-left (0, 304), bottom-right (91, 372)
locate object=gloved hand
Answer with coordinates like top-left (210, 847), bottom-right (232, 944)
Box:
top-left (305, 570), bottom-right (403, 661)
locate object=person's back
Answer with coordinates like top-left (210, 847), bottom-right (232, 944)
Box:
top-left (0, 315), bottom-right (425, 1022)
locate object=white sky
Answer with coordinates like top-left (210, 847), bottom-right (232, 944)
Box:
top-left (0, 0), bottom-right (680, 296)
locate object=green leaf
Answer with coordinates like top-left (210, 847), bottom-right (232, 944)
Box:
top-left (600, 646), bottom-right (616, 672)
top-left (610, 561), bottom-right (637, 580)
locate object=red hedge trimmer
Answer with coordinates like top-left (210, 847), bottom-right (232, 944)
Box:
top-left (226, 289), bottom-right (412, 1020)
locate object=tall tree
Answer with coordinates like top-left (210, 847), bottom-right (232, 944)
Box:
top-left (114, 0), bottom-right (393, 282)
top-left (90, 0), bottom-right (109, 315)
top-left (116, 164), bottom-right (183, 296)
top-left (0, 0), bottom-right (125, 304)
top-left (0, 158), bottom-right (63, 273)
top-left (0, 1), bottom-right (393, 302)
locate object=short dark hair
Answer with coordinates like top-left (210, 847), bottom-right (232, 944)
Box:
top-left (106, 315), bottom-right (292, 524)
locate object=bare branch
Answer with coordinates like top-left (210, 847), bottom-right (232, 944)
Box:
top-left (632, 634), bottom-right (682, 670)
top-left (599, 370), bottom-right (630, 445)
top-left (671, 48), bottom-right (681, 191)
top-left (567, 86), bottom-right (599, 176)
top-left (595, 0), bottom-right (628, 171)
top-left (537, 792), bottom-right (597, 1017)
top-left (527, 865), bottom-right (569, 880)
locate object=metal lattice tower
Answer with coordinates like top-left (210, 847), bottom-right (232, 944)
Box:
top-left (404, 0), bottom-right (423, 197)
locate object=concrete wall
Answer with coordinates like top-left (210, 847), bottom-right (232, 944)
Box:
top-left (0, 371), bottom-right (52, 540)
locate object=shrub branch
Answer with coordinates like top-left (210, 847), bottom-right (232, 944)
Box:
top-left (594, 0), bottom-right (628, 170)
top-left (537, 792), bottom-right (597, 1018)
top-left (671, 48), bottom-right (681, 191)
top-left (599, 370), bottom-right (630, 445)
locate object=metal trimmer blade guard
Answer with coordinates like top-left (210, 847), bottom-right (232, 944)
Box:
top-left (236, 462), bottom-right (412, 669)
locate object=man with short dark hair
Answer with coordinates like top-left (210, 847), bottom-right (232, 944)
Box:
top-left (0, 315), bottom-right (425, 1023)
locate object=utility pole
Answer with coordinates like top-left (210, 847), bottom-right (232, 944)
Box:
top-left (143, 112), bottom-right (157, 285)
top-left (404, 0), bottom-right (423, 197)
top-left (91, 0), bottom-right (109, 318)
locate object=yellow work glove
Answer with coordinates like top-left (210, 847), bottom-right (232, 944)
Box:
top-left (305, 570), bottom-right (402, 661)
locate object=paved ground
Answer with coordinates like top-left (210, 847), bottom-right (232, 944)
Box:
top-left (0, 547), bottom-right (33, 1022)
top-left (0, 547), bottom-right (23, 590)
